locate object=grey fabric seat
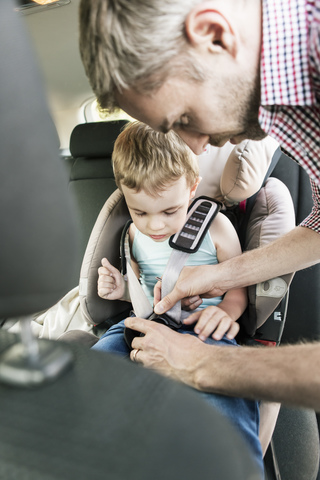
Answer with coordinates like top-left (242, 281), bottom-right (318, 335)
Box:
top-left (265, 154), bottom-right (320, 480)
top-left (64, 120), bottom-right (129, 285)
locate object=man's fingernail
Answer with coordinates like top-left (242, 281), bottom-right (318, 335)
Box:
top-left (154, 303), bottom-right (164, 314)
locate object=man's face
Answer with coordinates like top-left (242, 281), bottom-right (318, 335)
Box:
top-left (118, 73), bottom-right (266, 155)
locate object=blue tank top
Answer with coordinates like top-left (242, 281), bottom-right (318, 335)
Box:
top-left (132, 229), bottom-right (223, 309)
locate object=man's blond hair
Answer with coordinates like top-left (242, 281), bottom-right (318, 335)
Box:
top-left (112, 121), bottom-right (199, 196)
top-left (79, 0), bottom-right (205, 111)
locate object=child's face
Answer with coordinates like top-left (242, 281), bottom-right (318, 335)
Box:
top-left (122, 176), bottom-right (199, 242)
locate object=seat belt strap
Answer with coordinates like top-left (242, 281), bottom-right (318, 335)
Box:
top-left (159, 249), bottom-right (190, 324)
top-left (161, 197), bottom-right (221, 324)
top-left (123, 226), bottom-right (154, 319)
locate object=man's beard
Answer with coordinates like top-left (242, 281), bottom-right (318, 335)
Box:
top-left (233, 71), bottom-right (266, 140)
top-left (208, 70), bottom-right (266, 146)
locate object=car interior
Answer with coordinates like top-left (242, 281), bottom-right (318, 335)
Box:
top-left (1, 1), bottom-right (320, 479)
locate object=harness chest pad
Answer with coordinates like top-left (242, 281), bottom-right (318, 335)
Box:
top-left (169, 196), bottom-right (221, 254)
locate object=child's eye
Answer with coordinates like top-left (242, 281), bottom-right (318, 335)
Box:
top-left (135, 212), bottom-right (146, 217)
top-left (164, 210), bottom-right (177, 216)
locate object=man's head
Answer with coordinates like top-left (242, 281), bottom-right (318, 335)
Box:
top-left (79, 0), bottom-right (206, 111)
top-left (80, 0), bottom-right (266, 154)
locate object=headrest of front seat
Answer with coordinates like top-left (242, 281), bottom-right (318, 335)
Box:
top-left (0, 1), bottom-right (78, 317)
top-left (70, 120), bottom-right (129, 158)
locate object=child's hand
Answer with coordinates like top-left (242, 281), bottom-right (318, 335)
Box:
top-left (181, 295), bottom-right (203, 311)
top-left (183, 306), bottom-right (240, 342)
top-left (97, 258), bottom-right (126, 300)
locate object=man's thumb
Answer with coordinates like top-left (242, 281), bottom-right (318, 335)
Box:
top-left (154, 293), bottom-right (176, 315)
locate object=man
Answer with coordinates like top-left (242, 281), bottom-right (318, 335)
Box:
top-left (79, 0), bottom-right (320, 410)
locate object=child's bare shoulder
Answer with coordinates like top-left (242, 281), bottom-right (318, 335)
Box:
top-left (211, 211), bottom-right (234, 229)
top-left (128, 222), bottom-right (136, 245)
top-left (209, 211), bottom-right (238, 242)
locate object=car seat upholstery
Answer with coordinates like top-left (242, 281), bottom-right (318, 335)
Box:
top-left (266, 153), bottom-right (320, 480)
top-left (64, 120), bottom-right (129, 285)
top-left (0, 3), bottom-right (262, 479)
top-left (271, 155), bottom-right (320, 343)
top-left (0, 7), bottom-right (78, 318)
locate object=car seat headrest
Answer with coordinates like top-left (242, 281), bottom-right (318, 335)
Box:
top-left (197, 136), bottom-right (280, 205)
top-left (70, 120), bottom-right (129, 158)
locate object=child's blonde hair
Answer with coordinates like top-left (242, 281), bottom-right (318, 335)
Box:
top-left (112, 121), bottom-right (199, 196)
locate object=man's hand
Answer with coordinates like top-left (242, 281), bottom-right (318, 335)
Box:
top-left (97, 257), bottom-right (126, 300)
top-left (154, 265), bottom-right (227, 315)
top-left (124, 316), bottom-right (207, 388)
top-left (183, 306), bottom-right (240, 341)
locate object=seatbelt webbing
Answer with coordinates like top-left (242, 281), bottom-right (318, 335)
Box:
top-left (123, 229), bottom-right (153, 319)
top-left (160, 249), bottom-right (190, 323)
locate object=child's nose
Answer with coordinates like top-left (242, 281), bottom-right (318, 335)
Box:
top-left (148, 216), bottom-right (165, 231)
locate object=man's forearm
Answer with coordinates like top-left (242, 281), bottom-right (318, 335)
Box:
top-left (216, 225), bottom-right (320, 292)
top-left (155, 226), bottom-right (320, 316)
top-left (193, 342), bottom-right (320, 411)
top-left (125, 317), bottom-right (320, 410)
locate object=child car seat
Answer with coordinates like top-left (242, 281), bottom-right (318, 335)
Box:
top-left (68, 131), bottom-right (295, 461)
top-left (72, 131), bottom-right (295, 460)
top-left (78, 135), bottom-right (295, 346)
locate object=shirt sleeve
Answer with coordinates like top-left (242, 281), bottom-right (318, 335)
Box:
top-left (300, 179), bottom-right (320, 233)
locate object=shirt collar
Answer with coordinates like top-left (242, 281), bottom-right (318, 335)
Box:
top-left (260, 0), bottom-right (314, 106)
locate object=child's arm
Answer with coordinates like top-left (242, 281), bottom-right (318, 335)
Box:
top-left (184, 212), bottom-right (247, 341)
top-left (97, 224), bottom-right (140, 302)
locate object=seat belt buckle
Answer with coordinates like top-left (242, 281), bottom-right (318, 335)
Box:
top-left (147, 312), bottom-right (181, 330)
top-left (124, 311), bottom-right (181, 350)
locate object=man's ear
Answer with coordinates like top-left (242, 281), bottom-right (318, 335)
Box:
top-left (185, 2), bottom-right (237, 57)
top-left (190, 176), bottom-right (202, 199)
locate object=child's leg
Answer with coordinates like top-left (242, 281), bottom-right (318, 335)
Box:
top-left (180, 326), bottom-right (264, 477)
top-left (92, 319), bottom-right (130, 357)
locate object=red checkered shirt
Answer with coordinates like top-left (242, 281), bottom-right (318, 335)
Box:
top-left (259, 0), bottom-right (320, 232)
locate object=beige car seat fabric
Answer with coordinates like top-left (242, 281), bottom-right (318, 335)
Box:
top-left (197, 136), bottom-right (279, 204)
top-left (6, 286), bottom-right (91, 340)
top-left (245, 177), bottom-right (296, 331)
top-left (79, 189), bottom-right (131, 327)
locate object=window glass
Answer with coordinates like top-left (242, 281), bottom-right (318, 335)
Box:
top-left (83, 98), bottom-right (134, 123)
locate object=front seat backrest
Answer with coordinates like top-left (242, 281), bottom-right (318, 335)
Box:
top-left (0, 1), bottom-right (78, 317)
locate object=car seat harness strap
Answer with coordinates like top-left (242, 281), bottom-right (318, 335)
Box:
top-left (161, 197), bottom-right (221, 324)
top-left (123, 228), bottom-right (154, 320)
